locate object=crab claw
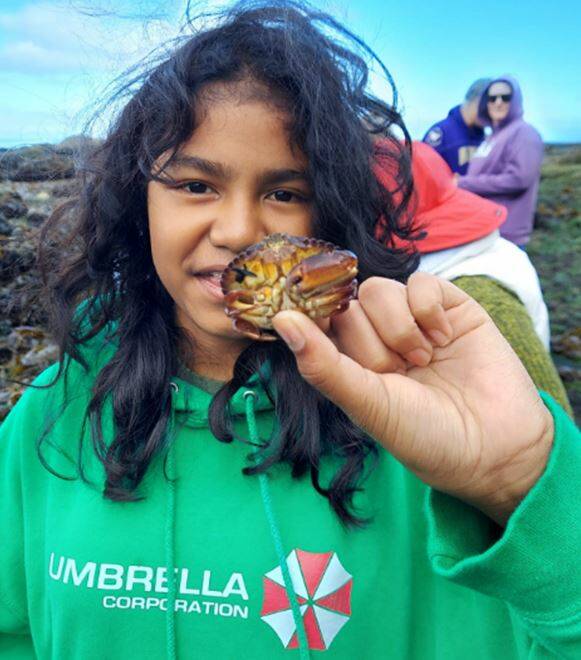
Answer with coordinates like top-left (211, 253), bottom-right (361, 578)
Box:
top-left (299, 280), bottom-right (358, 317)
top-left (232, 318), bottom-right (278, 341)
top-left (224, 290), bottom-right (279, 340)
top-left (287, 250), bottom-right (358, 299)
top-left (223, 290), bottom-right (256, 314)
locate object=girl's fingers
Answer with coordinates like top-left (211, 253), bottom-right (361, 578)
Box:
top-left (405, 272), bottom-right (455, 346)
top-left (272, 310), bottom-right (385, 426)
top-left (329, 300), bottom-right (407, 374)
top-left (357, 277), bottom-right (434, 366)
top-left (406, 272), bottom-right (491, 342)
top-left (273, 309), bottom-right (431, 449)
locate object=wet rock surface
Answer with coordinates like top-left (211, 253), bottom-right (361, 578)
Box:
top-left (1, 141), bottom-right (580, 422)
top-left (0, 144), bottom-right (75, 182)
top-left (0, 175), bottom-right (73, 420)
top-left (0, 136), bottom-right (98, 183)
top-left (0, 191), bottom-right (29, 218)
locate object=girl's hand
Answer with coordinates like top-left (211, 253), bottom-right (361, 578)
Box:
top-left (272, 273), bottom-right (555, 526)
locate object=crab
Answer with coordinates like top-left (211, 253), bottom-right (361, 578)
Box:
top-left (221, 233), bottom-right (358, 340)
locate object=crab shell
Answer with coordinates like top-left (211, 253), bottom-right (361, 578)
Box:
top-left (221, 233), bottom-right (358, 340)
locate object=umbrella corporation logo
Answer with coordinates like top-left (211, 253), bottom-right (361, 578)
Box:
top-left (48, 548), bottom-right (352, 651)
top-left (261, 549), bottom-right (353, 651)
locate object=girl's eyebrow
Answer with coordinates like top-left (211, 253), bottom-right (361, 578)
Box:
top-left (165, 154), bottom-right (232, 179)
top-left (165, 153), bottom-right (309, 186)
top-left (260, 168), bottom-right (310, 187)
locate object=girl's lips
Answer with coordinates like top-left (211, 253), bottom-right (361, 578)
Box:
top-left (194, 273), bottom-right (225, 301)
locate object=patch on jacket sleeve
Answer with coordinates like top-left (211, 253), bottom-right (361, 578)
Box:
top-left (425, 126), bottom-right (443, 147)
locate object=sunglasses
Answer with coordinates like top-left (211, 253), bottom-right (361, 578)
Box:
top-left (487, 94), bottom-right (512, 103)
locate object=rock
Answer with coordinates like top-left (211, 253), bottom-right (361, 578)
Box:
top-left (12, 330), bottom-right (40, 347)
top-left (9, 226), bottom-right (27, 242)
top-left (51, 181), bottom-right (77, 198)
top-left (0, 389), bottom-right (24, 422)
top-left (557, 365), bottom-right (581, 383)
top-left (0, 319), bottom-right (12, 336)
top-left (32, 191), bottom-right (51, 203)
top-left (0, 246), bottom-right (36, 283)
top-left (552, 328), bottom-right (581, 360)
top-left (0, 346), bottom-right (12, 364)
top-left (27, 212), bottom-right (47, 226)
top-left (6, 326), bottom-right (46, 351)
top-left (0, 215), bottom-right (13, 236)
top-left (56, 134), bottom-right (100, 156)
top-left (20, 343), bottom-right (59, 367)
top-left (0, 191), bottom-right (28, 218)
top-left (0, 145), bottom-right (75, 182)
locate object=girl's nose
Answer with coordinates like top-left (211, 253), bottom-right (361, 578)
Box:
top-left (209, 197), bottom-right (265, 254)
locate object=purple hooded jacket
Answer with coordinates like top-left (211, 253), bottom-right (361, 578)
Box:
top-left (457, 76), bottom-right (543, 246)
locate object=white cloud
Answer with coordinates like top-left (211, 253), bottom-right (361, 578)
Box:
top-left (0, 0), bottom-right (244, 145)
top-left (0, 40), bottom-right (84, 73)
top-left (0, 1), bottom-right (184, 75)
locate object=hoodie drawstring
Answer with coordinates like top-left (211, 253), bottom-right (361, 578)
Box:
top-left (166, 387), bottom-right (178, 660)
top-left (163, 384), bottom-right (310, 660)
top-left (244, 390), bottom-right (311, 660)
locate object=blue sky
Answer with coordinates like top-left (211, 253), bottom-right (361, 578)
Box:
top-left (0, 0), bottom-right (579, 147)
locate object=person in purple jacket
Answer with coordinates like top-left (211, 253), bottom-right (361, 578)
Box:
top-left (457, 76), bottom-right (544, 248)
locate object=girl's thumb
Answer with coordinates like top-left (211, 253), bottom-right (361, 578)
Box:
top-left (272, 311), bottom-right (356, 411)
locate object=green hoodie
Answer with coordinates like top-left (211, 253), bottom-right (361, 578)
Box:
top-left (0, 341), bottom-right (580, 659)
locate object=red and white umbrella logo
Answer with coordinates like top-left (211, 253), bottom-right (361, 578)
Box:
top-left (261, 549), bottom-right (352, 651)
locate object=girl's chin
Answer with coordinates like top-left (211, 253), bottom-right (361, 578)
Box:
top-left (179, 309), bottom-right (253, 346)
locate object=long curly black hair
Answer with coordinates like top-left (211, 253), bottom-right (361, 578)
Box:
top-left (38, 0), bottom-right (418, 526)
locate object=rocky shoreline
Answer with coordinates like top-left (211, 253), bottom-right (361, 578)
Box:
top-left (1, 140), bottom-right (579, 421)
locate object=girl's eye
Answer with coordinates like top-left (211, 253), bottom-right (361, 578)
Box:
top-left (269, 190), bottom-right (303, 203)
top-left (181, 181), bottom-right (212, 194)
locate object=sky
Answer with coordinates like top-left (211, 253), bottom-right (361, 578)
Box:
top-left (0, 0), bottom-right (579, 147)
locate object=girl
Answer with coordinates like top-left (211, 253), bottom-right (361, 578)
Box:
top-left (1, 2), bottom-right (578, 658)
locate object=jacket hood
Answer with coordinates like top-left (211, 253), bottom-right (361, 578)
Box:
top-left (171, 368), bottom-right (275, 428)
top-left (478, 75), bottom-right (524, 130)
top-left (373, 140), bottom-right (506, 253)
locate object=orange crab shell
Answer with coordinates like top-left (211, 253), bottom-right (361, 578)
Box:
top-left (221, 233), bottom-right (358, 340)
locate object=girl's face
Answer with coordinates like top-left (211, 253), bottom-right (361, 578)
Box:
top-left (147, 87), bottom-right (313, 364)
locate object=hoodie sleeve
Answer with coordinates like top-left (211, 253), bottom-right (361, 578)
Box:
top-left (0, 365), bottom-right (62, 658)
top-left (423, 122), bottom-right (448, 157)
top-left (458, 126), bottom-right (543, 196)
top-left (426, 393), bottom-right (581, 658)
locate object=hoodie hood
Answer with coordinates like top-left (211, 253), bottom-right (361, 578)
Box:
top-left (171, 367), bottom-right (275, 428)
top-left (478, 75), bottom-right (524, 130)
top-left (72, 298), bottom-right (276, 429)
top-left (373, 140), bottom-right (506, 253)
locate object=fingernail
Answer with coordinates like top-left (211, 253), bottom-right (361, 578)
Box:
top-left (275, 318), bottom-right (305, 352)
top-left (405, 348), bottom-right (431, 366)
top-left (428, 329), bottom-right (450, 347)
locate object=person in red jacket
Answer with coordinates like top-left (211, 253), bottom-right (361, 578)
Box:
top-left (374, 140), bottom-right (571, 412)
top-left (376, 140), bottom-right (506, 253)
